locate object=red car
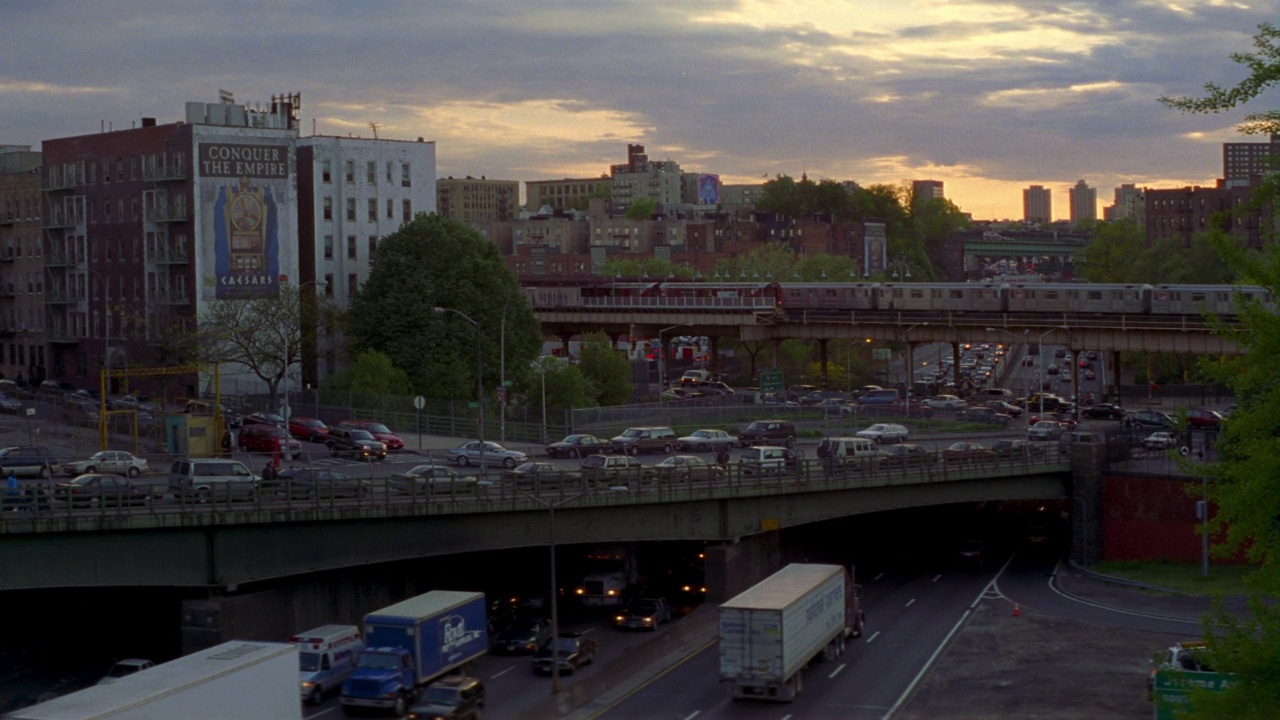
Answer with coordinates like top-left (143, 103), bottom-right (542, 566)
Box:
top-left (1186, 409), bottom-right (1224, 429)
top-left (1029, 412), bottom-right (1078, 430)
top-left (338, 419), bottom-right (404, 451)
top-left (237, 424), bottom-right (303, 460)
top-left (288, 416), bottom-right (330, 443)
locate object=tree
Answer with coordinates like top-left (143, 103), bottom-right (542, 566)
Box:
top-left (1159, 23), bottom-right (1280, 716)
top-left (346, 213), bottom-right (543, 400)
top-left (576, 333), bottom-right (632, 406)
top-left (322, 349), bottom-right (411, 395)
top-left (1079, 219), bottom-right (1145, 282)
top-left (625, 197), bottom-right (657, 220)
top-left (197, 284), bottom-right (302, 407)
top-left (515, 356), bottom-right (592, 428)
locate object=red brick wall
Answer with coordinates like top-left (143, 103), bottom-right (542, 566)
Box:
top-left (1102, 473), bottom-right (1245, 563)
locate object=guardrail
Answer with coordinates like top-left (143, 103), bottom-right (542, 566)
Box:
top-left (0, 450), bottom-right (1071, 531)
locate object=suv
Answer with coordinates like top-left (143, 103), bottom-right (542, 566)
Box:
top-left (1124, 410), bottom-right (1174, 431)
top-left (406, 675), bottom-right (485, 720)
top-left (337, 419), bottom-right (405, 451)
top-left (609, 426), bottom-right (677, 455)
top-left (326, 426), bottom-right (388, 460)
top-left (580, 454), bottom-right (644, 484)
top-left (738, 419), bottom-right (797, 448)
top-left (237, 424), bottom-right (303, 460)
top-left (0, 446), bottom-right (59, 478)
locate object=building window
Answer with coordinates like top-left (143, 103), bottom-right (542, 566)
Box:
top-left (346, 198), bottom-right (356, 221)
top-left (322, 159), bottom-right (331, 183)
top-left (402, 199), bottom-right (412, 223)
top-left (347, 235), bottom-right (356, 259)
top-left (386, 198), bottom-right (393, 219)
top-left (366, 161), bottom-right (376, 184)
top-left (348, 273), bottom-right (358, 297)
top-left (323, 197), bottom-right (333, 221)
top-left (386, 161), bottom-right (393, 183)
top-left (323, 273), bottom-right (334, 297)
top-left (344, 160), bottom-right (355, 183)
top-left (324, 235), bottom-right (334, 260)
top-left (368, 236), bottom-right (377, 261)
top-left (368, 198), bottom-right (377, 222)
top-left (401, 163), bottom-right (411, 187)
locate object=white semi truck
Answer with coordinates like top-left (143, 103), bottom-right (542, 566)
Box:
top-left (718, 563), bottom-right (864, 702)
top-left (6, 641), bottom-right (299, 720)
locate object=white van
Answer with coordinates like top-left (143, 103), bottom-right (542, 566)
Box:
top-left (291, 624), bottom-right (364, 705)
top-left (816, 437), bottom-right (881, 469)
top-left (167, 458), bottom-right (258, 503)
top-left (738, 445), bottom-right (796, 476)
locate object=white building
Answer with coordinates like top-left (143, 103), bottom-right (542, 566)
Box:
top-left (296, 135), bottom-right (436, 383)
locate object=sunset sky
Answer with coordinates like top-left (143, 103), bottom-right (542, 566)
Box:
top-left (3, 0), bottom-right (1276, 220)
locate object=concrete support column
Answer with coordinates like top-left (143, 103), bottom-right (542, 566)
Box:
top-left (951, 342), bottom-right (962, 390)
top-left (1111, 350), bottom-right (1123, 406)
top-left (1068, 441), bottom-right (1107, 566)
top-left (770, 338), bottom-right (780, 368)
top-left (703, 531), bottom-right (782, 605)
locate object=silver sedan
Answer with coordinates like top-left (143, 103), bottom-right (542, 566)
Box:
top-left (61, 451), bottom-right (149, 478)
top-left (446, 440), bottom-right (528, 469)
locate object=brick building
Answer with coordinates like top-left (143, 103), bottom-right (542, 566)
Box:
top-left (0, 145), bottom-right (46, 382)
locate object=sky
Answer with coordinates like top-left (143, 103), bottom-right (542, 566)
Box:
top-left (2, 0), bottom-right (1278, 221)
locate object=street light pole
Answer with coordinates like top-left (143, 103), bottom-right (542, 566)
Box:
top-left (657, 323), bottom-right (691, 402)
top-left (435, 307), bottom-right (485, 476)
top-left (902, 323), bottom-right (926, 416)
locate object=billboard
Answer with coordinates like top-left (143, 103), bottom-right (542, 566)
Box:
top-left (198, 141), bottom-right (291, 299)
top-left (697, 174), bottom-right (721, 205)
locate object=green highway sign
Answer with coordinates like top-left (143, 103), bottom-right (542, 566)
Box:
top-left (760, 369), bottom-right (785, 393)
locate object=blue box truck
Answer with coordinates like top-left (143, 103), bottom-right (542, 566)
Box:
top-left (340, 590), bottom-right (488, 717)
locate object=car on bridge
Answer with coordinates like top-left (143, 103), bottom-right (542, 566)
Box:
top-left (546, 433), bottom-right (609, 459)
top-left (854, 423), bottom-right (909, 444)
top-left (647, 455), bottom-right (725, 483)
top-left (1027, 420), bottom-right (1068, 441)
top-left (264, 468), bottom-right (370, 500)
top-left (942, 442), bottom-right (996, 463)
top-left (876, 443), bottom-right (930, 468)
top-left (389, 464), bottom-right (480, 495)
top-left (447, 440), bottom-right (528, 468)
top-left (675, 429), bottom-right (737, 453)
top-left (737, 420), bottom-right (797, 448)
top-left (504, 461), bottom-right (580, 488)
top-left (53, 474), bottom-right (154, 508)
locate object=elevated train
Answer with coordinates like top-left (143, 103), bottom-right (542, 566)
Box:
top-left (522, 277), bottom-right (1274, 319)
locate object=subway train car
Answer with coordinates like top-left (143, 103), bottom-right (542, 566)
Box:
top-left (778, 283), bottom-right (878, 312)
top-left (1005, 283), bottom-right (1151, 315)
top-left (1149, 284), bottom-right (1273, 316)
top-left (872, 282), bottom-right (1005, 313)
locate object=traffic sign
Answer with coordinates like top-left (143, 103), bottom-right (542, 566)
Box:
top-left (760, 369), bottom-right (785, 393)
top-left (413, 395), bottom-right (425, 410)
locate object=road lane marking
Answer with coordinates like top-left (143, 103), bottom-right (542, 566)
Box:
top-left (873, 572), bottom-right (884, 582)
top-left (932, 574), bottom-right (942, 582)
top-left (489, 665), bottom-right (516, 679)
top-left (828, 663), bottom-right (847, 679)
top-left (681, 712), bottom-right (700, 720)
top-left (865, 631), bottom-right (881, 643)
top-left (904, 598), bottom-right (915, 608)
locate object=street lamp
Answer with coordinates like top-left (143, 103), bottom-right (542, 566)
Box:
top-left (658, 323), bottom-right (691, 400)
top-left (435, 307), bottom-right (485, 475)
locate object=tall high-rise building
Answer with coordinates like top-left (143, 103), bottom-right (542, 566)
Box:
top-left (1223, 136), bottom-right (1279, 188)
top-left (912, 180), bottom-right (944, 205)
top-left (1103, 184), bottom-right (1143, 222)
top-left (608, 144), bottom-right (683, 215)
top-left (1069, 180), bottom-right (1097, 224)
top-left (1022, 185), bottom-right (1052, 223)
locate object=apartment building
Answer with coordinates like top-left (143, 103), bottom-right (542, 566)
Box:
top-left (0, 145), bottom-right (45, 382)
top-left (436, 176), bottom-right (517, 223)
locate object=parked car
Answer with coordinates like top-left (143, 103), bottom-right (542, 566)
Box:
top-left (326, 426), bottom-right (388, 460)
top-left (1081, 403), bottom-right (1125, 420)
top-left (991, 438), bottom-right (1040, 459)
top-left (579, 454), bottom-right (644, 485)
top-left (942, 442), bottom-right (996, 463)
top-left (0, 446), bottom-right (59, 478)
top-left (61, 451), bottom-right (148, 478)
top-left (1185, 408), bottom-right (1224, 429)
top-left (1143, 432), bottom-right (1178, 450)
top-left (97, 659), bottom-right (156, 686)
top-left (493, 618), bottom-right (552, 655)
top-left (855, 423), bottom-right (909, 444)
top-left (958, 407), bottom-right (1012, 426)
top-left (738, 419), bottom-right (797, 448)
top-left (876, 443), bottom-right (930, 468)
top-left (237, 424), bottom-right (303, 460)
top-left (1026, 420), bottom-right (1068, 441)
top-left (981, 400), bottom-right (1023, 418)
top-left (264, 467), bottom-right (370, 500)
top-left (54, 474), bottom-right (153, 508)
top-left (609, 426), bottom-right (677, 455)
top-left (1125, 410), bottom-right (1175, 431)
top-left (738, 445), bottom-right (799, 476)
top-left (613, 597), bottom-right (672, 631)
top-left (389, 464), bottom-right (480, 495)
top-left (242, 411), bottom-right (286, 427)
top-left (925, 395), bottom-right (967, 410)
top-left (531, 633), bottom-right (597, 675)
top-left (288, 416), bottom-right (330, 442)
top-left (545, 434), bottom-right (608, 459)
top-left (448, 440), bottom-right (528, 469)
top-left (337, 419), bottom-right (404, 451)
top-left (1028, 412), bottom-right (1078, 430)
top-left (504, 461), bottom-right (580, 488)
top-left (0, 392), bottom-right (22, 413)
top-left (647, 455), bottom-right (725, 482)
top-left (674, 429), bottom-right (737, 453)
top-left (62, 399), bottom-right (100, 428)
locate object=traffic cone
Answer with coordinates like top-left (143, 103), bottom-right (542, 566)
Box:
top-left (1012, 604), bottom-right (1021, 617)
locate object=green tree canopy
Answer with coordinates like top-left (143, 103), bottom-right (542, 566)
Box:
top-left (575, 333), bottom-right (632, 406)
top-left (321, 349), bottom-right (411, 395)
top-left (625, 197), bottom-right (657, 220)
top-left (346, 213), bottom-right (543, 400)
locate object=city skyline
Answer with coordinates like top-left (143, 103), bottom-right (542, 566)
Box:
top-left (2, 1), bottom-right (1276, 221)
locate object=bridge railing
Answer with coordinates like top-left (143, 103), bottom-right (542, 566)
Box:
top-left (0, 449), bottom-right (1070, 531)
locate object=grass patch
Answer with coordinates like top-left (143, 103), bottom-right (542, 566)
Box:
top-left (1092, 560), bottom-right (1258, 596)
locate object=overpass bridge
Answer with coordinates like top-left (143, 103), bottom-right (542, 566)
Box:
top-left (0, 454), bottom-right (1076, 593)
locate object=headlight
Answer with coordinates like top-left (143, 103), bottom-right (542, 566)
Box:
top-left (301, 682), bottom-right (314, 689)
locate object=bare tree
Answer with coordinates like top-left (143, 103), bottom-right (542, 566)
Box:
top-left (198, 285), bottom-right (302, 406)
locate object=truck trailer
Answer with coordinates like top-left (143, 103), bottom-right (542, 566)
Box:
top-left (718, 563), bottom-right (864, 702)
top-left (340, 590), bottom-right (488, 717)
top-left (5, 641), bottom-right (299, 720)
